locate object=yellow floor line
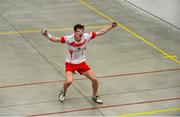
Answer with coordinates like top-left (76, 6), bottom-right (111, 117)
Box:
top-left (79, 0), bottom-right (180, 64)
top-left (0, 25), bottom-right (106, 35)
top-left (118, 107), bottom-right (180, 117)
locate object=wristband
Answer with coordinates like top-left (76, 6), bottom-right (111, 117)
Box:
top-left (47, 33), bottom-right (53, 39)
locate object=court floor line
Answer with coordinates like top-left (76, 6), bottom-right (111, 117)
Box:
top-left (0, 25), bottom-right (106, 35)
top-left (27, 97), bottom-right (180, 116)
top-left (0, 68), bottom-right (179, 89)
top-left (118, 107), bottom-right (180, 117)
top-left (79, 0), bottom-right (180, 64)
top-left (1, 86), bottom-right (179, 109)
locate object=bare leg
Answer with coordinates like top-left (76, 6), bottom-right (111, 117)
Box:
top-left (82, 70), bottom-right (98, 97)
top-left (63, 71), bottom-right (74, 91)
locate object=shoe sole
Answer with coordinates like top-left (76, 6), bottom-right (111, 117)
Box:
top-left (92, 99), bottom-right (103, 104)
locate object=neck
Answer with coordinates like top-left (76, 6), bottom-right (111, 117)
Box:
top-left (74, 35), bottom-right (81, 42)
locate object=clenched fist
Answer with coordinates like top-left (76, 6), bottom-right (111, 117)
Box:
top-left (41, 28), bottom-right (48, 37)
top-left (112, 22), bottom-right (117, 28)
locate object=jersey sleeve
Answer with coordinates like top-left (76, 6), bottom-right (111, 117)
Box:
top-left (60, 34), bottom-right (74, 44)
top-left (60, 36), bottom-right (67, 44)
top-left (85, 32), bottom-right (97, 41)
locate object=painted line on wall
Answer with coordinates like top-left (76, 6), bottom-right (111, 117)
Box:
top-left (0, 25), bottom-right (106, 35)
top-left (79, 0), bottom-right (180, 64)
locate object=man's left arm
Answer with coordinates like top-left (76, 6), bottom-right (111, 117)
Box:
top-left (96, 22), bottom-right (117, 37)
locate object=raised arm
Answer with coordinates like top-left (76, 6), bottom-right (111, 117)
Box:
top-left (41, 28), bottom-right (60, 42)
top-left (96, 22), bottom-right (117, 36)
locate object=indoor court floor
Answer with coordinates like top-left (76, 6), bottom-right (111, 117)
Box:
top-left (0, 0), bottom-right (180, 116)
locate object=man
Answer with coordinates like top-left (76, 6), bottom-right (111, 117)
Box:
top-left (41, 22), bottom-right (117, 104)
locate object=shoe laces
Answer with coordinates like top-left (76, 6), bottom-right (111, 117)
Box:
top-left (93, 95), bottom-right (101, 100)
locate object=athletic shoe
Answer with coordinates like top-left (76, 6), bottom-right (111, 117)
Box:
top-left (58, 90), bottom-right (66, 102)
top-left (92, 95), bottom-right (103, 104)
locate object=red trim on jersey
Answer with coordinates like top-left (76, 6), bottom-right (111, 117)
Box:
top-left (69, 40), bottom-right (87, 47)
top-left (91, 32), bottom-right (96, 40)
top-left (60, 36), bottom-right (66, 43)
top-left (69, 50), bottom-right (73, 60)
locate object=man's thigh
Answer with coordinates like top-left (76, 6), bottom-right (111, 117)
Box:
top-left (82, 70), bottom-right (96, 80)
top-left (65, 71), bottom-right (74, 81)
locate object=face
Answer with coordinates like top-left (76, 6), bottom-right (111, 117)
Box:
top-left (74, 28), bottom-right (84, 42)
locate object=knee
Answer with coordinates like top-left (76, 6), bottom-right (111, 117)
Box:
top-left (66, 79), bottom-right (73, 85)
top-left (91, 78), bottom-right (98, 83)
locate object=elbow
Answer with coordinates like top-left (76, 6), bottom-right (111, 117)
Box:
top-left (96, 31), bottom-right (104, 36)
top-left (50, 38), bottom-right (58, 42)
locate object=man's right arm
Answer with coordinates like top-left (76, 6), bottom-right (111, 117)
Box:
top-left (41, 28), bottom-right (61, 42)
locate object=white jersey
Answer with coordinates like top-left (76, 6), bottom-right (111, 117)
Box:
top-left (60, 32), bottom-right (96, 64)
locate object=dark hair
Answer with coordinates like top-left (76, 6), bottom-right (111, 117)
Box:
top-left (74, 24), bottom-right (84, 31)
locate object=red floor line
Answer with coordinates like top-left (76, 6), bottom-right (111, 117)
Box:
top-left (0, 80), bottom-right (62, 89)
top-left (97, 68), bottom-right (180, 78)
top-left (0, 68), bottom-right (179, 89)
top-left (27, 97), bottom-right (180, 116)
